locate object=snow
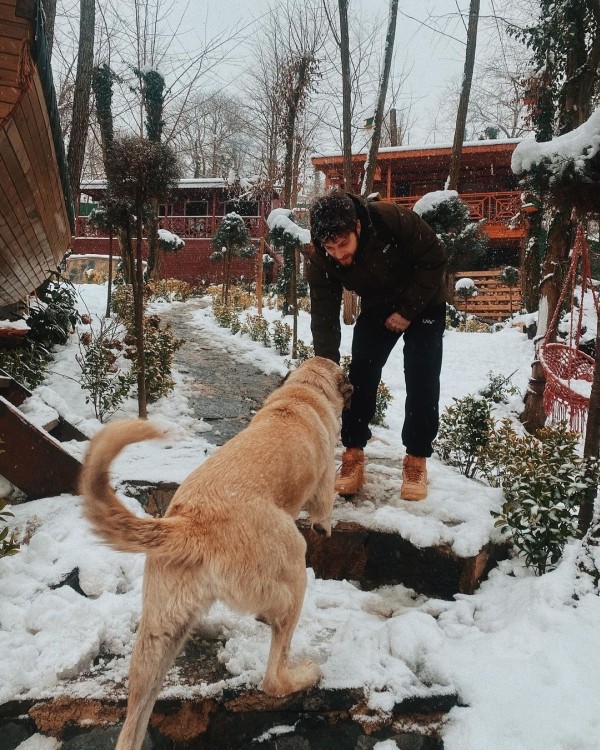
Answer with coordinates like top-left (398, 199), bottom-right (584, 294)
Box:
top-left (412, 190), bottom-right (458, 216)
top-left (512, 107), bottom-right (600, 177)
top-left (314, 137), bottom-right (523, 159)
top-left (0, 318), bottom-right (29, 330)
top-left (266, 208), bottom-right (311, 246)
top-left (1, 283), bottom-right (599, 750)
top-left (455, 277), bottom-right (476, 291)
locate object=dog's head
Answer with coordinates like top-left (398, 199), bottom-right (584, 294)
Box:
top-left (286, 357), bottom-right (352, 412)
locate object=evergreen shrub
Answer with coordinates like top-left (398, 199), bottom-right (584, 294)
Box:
top-left (0, 497), bottom-right (19, 559)
top-left (434, 395), bottom-right (493, 477)
top-left (340, 355), bottom-right (392, 426)
top-left (271, 320), bottom-right (292, 355)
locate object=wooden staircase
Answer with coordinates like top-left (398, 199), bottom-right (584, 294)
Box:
top-left (0, 369), bottom-right (86, 499)
top-left (453, 268), bottom-right (522, 322)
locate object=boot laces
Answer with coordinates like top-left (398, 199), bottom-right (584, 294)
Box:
top-left (404, 461), bottom-right (425, 482)
top-left (339, 457), bottom-right (361, 478)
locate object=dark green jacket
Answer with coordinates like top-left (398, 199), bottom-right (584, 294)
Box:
top-left (307, 194), bottom-right (448, 362)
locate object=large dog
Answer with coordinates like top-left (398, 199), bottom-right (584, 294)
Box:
top-left (80, 356), bottom-right (352, 750)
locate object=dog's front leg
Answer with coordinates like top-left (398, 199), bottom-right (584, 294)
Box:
top-left (306, 461), bottom-right (336, 537)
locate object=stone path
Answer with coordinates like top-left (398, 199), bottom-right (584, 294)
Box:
top-left (160, 299), bottom-right (281, 444)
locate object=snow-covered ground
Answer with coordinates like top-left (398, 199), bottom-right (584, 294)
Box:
top-left (2, 284), bottom-right (600, 750)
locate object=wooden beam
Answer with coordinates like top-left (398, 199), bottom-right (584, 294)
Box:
top-left (0, 394), bottom-right (82, 499)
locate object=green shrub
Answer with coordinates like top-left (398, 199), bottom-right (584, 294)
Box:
top-left (0, 498), bottom-right (20, 558)
top-left (212, 298), bottom-right (236, 327)
top-left (242, 314), bottom-right (270, 346)
top-left (478, 371), bottom-right (519, 404)
top-left (76, 317), bottom-right (135, 422)
top-left (26, 276), bottom-right (81, 349)
top-left (481, 421), bottom-right (600, 575)
top-left (147, 278), bottom-right (194, 302)
top-left (434, 395), bottom-right (493, 478)
top-left (135, 316), bottom-right (184, 403)
top-left (0, 341), bottom-right (49, 390)
top-left (110, 284), bottom-right (135, 325)
top-left (271, 320), bottom-right (292, 355)
top-left (340, 355), bottom-right (393, 425)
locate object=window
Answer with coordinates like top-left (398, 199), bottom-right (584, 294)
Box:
top-left (225, 199), bottom-right (258, 216)
top-left (185, 200), bottom-right (208, 216)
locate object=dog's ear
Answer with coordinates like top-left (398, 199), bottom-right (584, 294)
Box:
top-left (338, 371), bottom-right (353, 409)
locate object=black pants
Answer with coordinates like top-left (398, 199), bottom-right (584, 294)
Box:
top-left (341, 304), bottom-right (445, 457)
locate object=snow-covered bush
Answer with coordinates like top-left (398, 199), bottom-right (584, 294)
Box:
top-left (482, 421), bottom-right (600, 575)
top-left (413, 191), bottom-right (488, 272)
top-left (140, 316), bottom-right (184, 403)
top-left (434, 394), bottom-right (493, 478)
top-left (157, 228), bottom-right (184, 253)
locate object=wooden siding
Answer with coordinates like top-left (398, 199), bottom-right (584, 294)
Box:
top-left (454, 269), bottom-right (523, 321)
top-left (0, 0), bottom-right (71, 307)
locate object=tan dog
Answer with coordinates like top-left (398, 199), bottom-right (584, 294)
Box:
top-left (79, 356), bottom-right (352, 750)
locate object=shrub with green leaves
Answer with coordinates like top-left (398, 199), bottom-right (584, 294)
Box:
top-left (0, 340), bottom-right (49, 390)
top-left (27, 276), bottom-right (81, 349)
top-left (481, 421), bottom-right (600, 575)
top-left (212, 298), bottom-right (236, 328)
top-left (242, 314), bottom-right (270, 346)
top-left (147, 278), bottom-right (193, 302)
top-left (0, 498), bottom-right (20, 558)
top-left (478, 371), bottom-right (519, 404)
top-left (76, 317), bottom-right (135, 422)
top-left (110, 284), bottom-right (135, 324)
top-left (434, 394), bottom-right (493, 478)
top-left (340, 355), bottom-right (393, 425)
top-left (271, 320), bottom-right (292, 355)
top-left (136, 316), bottom-right (184, 403)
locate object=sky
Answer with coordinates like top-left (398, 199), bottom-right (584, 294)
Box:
top-left (2, 282), bottom-right (600, 749)
top-left (187, 0), bottom-right (524, 145)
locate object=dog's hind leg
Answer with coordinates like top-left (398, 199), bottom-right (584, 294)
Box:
top-left (116, 561), bottom-right (211, 750)
top-left (261, 529), bottom-right (320, 697)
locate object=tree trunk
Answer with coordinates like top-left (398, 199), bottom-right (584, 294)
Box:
top-left (390, 108), bottom-right (398, 146)
top-left (282, 56), bottom-right (311, 208)
top-left (521, 209), bottom-right (544, 313)
top-left (361, 0), bottom-right (399, 196)
top-left (447, 0), bottom-right (480, 191)
top-left (41, 0), bottom-right (57, 57)
top-left (147, 198), bottom-right (160, 279)
top-left (520, 209), bottom-right (572, 433)
top-left (291, 134), bottom-right (303, 208)
top-left (105, 232), bottom-right (113, 318)
top-left (67, 0), bottom-right (95, 208)
top-left (339, 0), bottom-right (353, 190)
top-left (134, 201), bottom-right (147, 419)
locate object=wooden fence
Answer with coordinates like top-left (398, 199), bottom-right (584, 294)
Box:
top-left (453, 269), bottom-right (522, 321)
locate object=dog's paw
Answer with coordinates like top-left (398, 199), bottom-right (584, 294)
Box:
top-left (262, 660), bottom-right (321, 696)
top-left (311, 520), bottom-right (332, 537)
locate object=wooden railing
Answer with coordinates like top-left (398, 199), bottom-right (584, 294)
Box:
top-left (75, 215), bottom-right (268, 240)
top-left (388, 191), bottom-right (521, 224)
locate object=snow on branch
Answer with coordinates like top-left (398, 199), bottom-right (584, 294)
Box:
top-left (266, 208), bottom-right (311, 246)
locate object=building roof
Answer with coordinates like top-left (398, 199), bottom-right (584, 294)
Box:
top-left (312, 138), bottom-right (523, 161)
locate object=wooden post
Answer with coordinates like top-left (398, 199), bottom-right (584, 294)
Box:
top-left (386, 163), bottom-right (392, 198)
top-left (257, 238), bottom-right (264, 316)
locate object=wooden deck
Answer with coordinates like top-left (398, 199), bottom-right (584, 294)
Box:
top-left (0, 0), bottom-right (72, 307)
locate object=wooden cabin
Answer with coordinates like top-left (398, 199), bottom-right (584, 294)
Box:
top-left (72, 179), bottom-right (276, 286)
top-left (311, 139), bottom-right (525, 267)
top-left (0, 0), bottom-right (73, 311)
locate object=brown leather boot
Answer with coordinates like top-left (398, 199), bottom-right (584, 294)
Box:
top-left (400, 455), bottom-right (428, 501)
top-left (335, 448), bottom-right (365, 496)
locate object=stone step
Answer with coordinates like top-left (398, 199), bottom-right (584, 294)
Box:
top-left (122, 481), bottom-right (508, 600)
top-left (0, 634), bottom-right (455, 749)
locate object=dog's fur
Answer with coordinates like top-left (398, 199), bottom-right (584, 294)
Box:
top-left (79, 357), bottom-right (352, 750)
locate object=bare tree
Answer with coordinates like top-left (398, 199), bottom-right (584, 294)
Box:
top-left (42, 0), bottom-right (58, 56)
top-left (67, 0), bottom-right (96, 208)
top-left (361, 0), bottom-right (399, 196)
top-left (447, 0), bottom-right (480, 190)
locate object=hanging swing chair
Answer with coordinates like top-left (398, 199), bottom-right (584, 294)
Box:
top-left (539, 225), bottom-right (599, 432)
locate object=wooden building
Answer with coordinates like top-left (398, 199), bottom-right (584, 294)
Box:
top-left (72, 179), bottom-right (275, 285)
top-left (0, 0), bottom-right (73, 310)
top-left (311, 139), bottom-right (525, 266)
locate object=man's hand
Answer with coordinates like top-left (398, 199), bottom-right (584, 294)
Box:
top-left (385, 312), bottom-right (411, 333)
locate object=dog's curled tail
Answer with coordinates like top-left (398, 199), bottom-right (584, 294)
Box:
top-left (80, 419), bottom-right (183, 555)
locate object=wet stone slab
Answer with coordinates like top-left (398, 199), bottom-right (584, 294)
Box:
top-left (0, 631), bottom-right (454, 749)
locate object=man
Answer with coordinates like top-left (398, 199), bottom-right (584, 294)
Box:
top-left (307, 191), bottom-right (447, 501)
